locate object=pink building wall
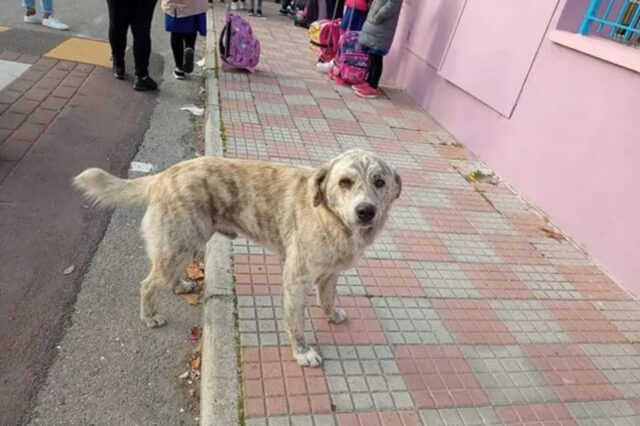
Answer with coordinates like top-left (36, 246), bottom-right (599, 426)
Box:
top-left (383, 0), bottom-right (640, 294)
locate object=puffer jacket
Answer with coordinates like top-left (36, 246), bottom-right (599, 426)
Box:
top-left (358, 0), bottom-right (403, 53)
top-left (161, 0), bottom-right (208, 18)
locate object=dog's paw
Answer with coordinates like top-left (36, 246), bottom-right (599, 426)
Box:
top-left (294, 347), bottom-right (323, 367)
top-left (143, 314), bottom-right (168, 328)
top-left (328, 307), bottom-right (347, 324)
top-left (173, 278), bottom-right (198, 295)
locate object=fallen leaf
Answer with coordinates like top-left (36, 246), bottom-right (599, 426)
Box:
top-left (63, 265), bottom-right (75, 275)
top-left (184, 293), bottom-right (201, 306)
top-left (190, 356), bottom-right (201, 370)
top-left (540, 227), bottom-right (564, 242)
top-left (186, 263), bottom-right (205, 282)
top-left (178, 371), bottom-right (190, 379)
top-left (188, 326), bottom-right (202, 342)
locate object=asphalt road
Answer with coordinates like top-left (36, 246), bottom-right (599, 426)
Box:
top-left (0, 1), bottom-right (204, 424)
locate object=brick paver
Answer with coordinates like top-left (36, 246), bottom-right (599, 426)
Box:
top-left (210, 4), bottom-right (640, 424)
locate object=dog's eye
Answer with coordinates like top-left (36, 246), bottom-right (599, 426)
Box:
top-left (374, 179), bottom-right (386, 188)
top-left (339, 178), bottom-right (353, 189)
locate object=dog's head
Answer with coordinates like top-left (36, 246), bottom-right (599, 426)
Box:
top-left (311, 149), bottom-right (402, 230)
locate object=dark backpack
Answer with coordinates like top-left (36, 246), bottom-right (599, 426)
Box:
top-left (294, 0), bottom-right (319, 28)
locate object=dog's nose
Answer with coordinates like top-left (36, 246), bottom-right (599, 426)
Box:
top-left (355, 203), bottom-right (377, 223)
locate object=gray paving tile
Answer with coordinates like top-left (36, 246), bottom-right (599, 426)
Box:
top-left (511, 265), bottom-right (581, 299)
top-left (465, 211), bottom-right (518, 235)
top-left (567, 400), bottom-right (640, 425)
top-left (365, 230), bottom-right (404, 260)
top-left (386, 205), bottom-right (431, 232)
top-left (529, 237), bottom-right (593, 267)
top-left (411, 261), bottom-right (481, 298)
top-left (336, 268), bottom-right (366, 296)
top-left (581, 344), bottom-right (640, 398)
top-left (594, 301), bottom-right (640, 342)
top-left (372, 297), bottom-right (454, 344)
top-left (491, 300), bottom-right (572, 344)
top-left (461, 345), bottom-right (559, 405)
top-left (440, 234), bottom-right (503, 263)
top-left (419, 407), bottom-right (501, 426)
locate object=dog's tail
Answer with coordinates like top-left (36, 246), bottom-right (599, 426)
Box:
top-left (73, 168), bottom-right (155, 208)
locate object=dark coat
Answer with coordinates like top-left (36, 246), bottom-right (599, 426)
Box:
top-left (358, 0), bottom-right (403, 53)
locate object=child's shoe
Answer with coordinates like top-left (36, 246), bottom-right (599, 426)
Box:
top-left (256, 9), bottom-right (263, 17)
top-left (355, 84), bottom-right (379, 99)
top-left (352, 82), bottom-right (368, 91)
top-left (183, 47), bottom-right (194, 73)
top-left (173, 68), bottom-right (185, 80)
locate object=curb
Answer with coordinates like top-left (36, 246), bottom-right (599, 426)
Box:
top-left (200, 7), bottom-right (240, 426)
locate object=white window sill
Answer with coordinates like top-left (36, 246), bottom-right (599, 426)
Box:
top-left (549, 29), bottom-right (640, 74)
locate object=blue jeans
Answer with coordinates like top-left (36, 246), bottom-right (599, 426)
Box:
top-left (22, 0), bottom-right (54, 14)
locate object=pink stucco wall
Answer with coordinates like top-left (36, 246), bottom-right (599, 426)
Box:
top-left (384, 0), bottom-right (640, 294)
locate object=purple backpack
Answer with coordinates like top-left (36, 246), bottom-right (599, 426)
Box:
top-left (332, 31), bottom-right (369, 85)
top-left (219, 13), bottom-right (260, 73)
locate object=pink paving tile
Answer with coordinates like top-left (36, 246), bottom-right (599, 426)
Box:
top-left (253, 92), bottom-right (286, 104)
top-left (327, 119), bottom-right (364, 135)
top-left (281, 86), bottom-right (311, 96)
top-left (560, 266), bottom-right (632, 301)
top-left (353, 110), bottom-right (382, 124)
top-left (463, 263), bottom-right (535, 299)
top-left (317, 98), bottom-right (346, 108)
top-left (393, 128), bottom-right (426, 143)
top-left (447, 189), bottom-right (496, 212)
top-left (391, 230), bottom-right (455, 262)
top-left (422, 208), bottom-right (477, 234)
top-left (630, 398), bottom-right (640, 414)
top-left (371, 138), bottom-right (408, 154)
top-left (396, 171), bottom-right (429, 188)
top-left (357, 258), bottom-right (424, 297)
top-left (260, 114), bottom-right (296, 128)
top-left (496, 403), bottom-right (577, 426)
top-left (227, 122), bottom-right (264, 141)
top-left (266, 141), bottom-right (308, 159)
top-left (299, 131), bottom-right (338, 146)
top-left (374, 105), bottom-right (405, 117)
top-left (436, 144), bottom-right (476, 160)
top-left (219, 80), bottom-right (251, 91)
top-left (251, 75), bottom-right (279, 85)
top-left (489, 235), bottom-right (547, 265)
top-left (433, 299), bottom-right (517, 344)
top-left (289, 104), bottom-right (323, 118)
top-left (235, 254), bottom-right (283, 295)
top-left (417, 156), bottom-right (452, 172)
top-left (523, 344), bottom-right (622, 402)
top-left (505, 212), bottom-right (551, 238)
top-left (394, 345), bottom-right (489, 408)
top-left (242, 347), bottom-right (331, 417)
top-left (221, 99), bottom-right (256, 112)
top-left (336, 411), bottom-right (421, 426)
top-left (543, 300), bottom-right (627, 343)
top-left (310, 296), bottom-right (387, 345)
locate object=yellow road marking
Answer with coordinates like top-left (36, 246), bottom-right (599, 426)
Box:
top-left (0, 27), bottom-right (11, 32)
top-left (44, 38), bottom-right (112, 68)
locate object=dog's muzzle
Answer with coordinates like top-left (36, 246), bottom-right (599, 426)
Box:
top-left (355, 202), bottom-right (377, 225)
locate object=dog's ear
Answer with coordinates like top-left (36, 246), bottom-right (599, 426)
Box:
top-left (312, 166), bottom-right (328, 207)
top-left (393, 171), bottom-right (402, 200)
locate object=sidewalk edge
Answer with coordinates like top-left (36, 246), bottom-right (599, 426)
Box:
top-left (201, 6), bottom-right (240, 426)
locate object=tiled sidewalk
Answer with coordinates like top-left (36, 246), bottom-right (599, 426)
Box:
top-left (212, 5), bottom-right (640, 425)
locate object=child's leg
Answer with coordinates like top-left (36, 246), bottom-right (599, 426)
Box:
top-left (22, 0), bottom-right (36, 14)
top-left (170, 32), bottom-right (185, 69)
top-left (257, 0), bottom-right (263, 11)
top-left (367, 53), bottom-right (383, 89)
top-left (41, 0), bottom-right (54, 16)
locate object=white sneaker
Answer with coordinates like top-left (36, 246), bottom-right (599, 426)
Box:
top-left (42, 16), bottom-right (69, 31)
top-left (24, 14), bottom-right (41, 24)
top-left (230, 2), bottom-right (238, 10)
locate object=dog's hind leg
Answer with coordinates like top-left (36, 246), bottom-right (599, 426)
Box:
top-left (140, 254), bottom-right (188, 327)
top-left (316, 273), bottom-right (347, 324)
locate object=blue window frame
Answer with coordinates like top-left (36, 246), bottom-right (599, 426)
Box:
top-left (579, 0), bottom-right (640, 43)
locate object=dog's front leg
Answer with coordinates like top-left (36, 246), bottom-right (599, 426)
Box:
top-left (283, 261), bottom-right (322, 367)
top-left (316, 274), bottom-right (347, 324)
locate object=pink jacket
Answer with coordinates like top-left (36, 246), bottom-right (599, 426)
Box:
top-left (345, 0), bottom-right (370, 11)
top-left (161, 0), bottom-right (208, 18)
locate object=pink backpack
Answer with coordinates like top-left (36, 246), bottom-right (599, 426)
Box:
top-left (331, 30), bottom-right (369, 85)
top-left (309, 18), bottom-right (342, 63)
top-left (219, 13), bottom-right (260, 73)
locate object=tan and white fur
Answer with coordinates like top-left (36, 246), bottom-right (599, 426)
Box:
top-left (73, 149), bottom-right (401, 367)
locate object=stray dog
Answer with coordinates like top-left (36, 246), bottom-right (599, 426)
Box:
top-left (73, 149), bottom-right (401, 366)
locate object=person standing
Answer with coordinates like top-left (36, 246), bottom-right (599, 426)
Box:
top-left (355, 0), bottom-right (403, 99)
top-left (161, 0), bottom-right (208, 80)
top-left (106, 0), bottom-right (159, 91)
top-left (22, 0), bottom-right (68, 30)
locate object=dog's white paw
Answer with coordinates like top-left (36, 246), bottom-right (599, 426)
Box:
top-left (294, 347), bottom-right (323, 367)
top-left (143, 314), bottom-right (168, 328)
top-left (329, 307), bottom-right (347, 324)
top-left (173, 278), bottom-right (197, 295)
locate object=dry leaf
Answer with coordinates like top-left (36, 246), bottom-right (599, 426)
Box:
top-left (188, 326), bottom-right (202, 342)
top-left (184, 293), bottom-right (201, 306)
top-left (540, 227), bottom-right (564, 242)
top-left (178, 371), bottom-right (190, 379)
top-left (190, 356), bottom-right (201, 370)
top-left (186, 263), bottom-right (205, 282)
top-left (63, 265), bottom-right (75, 275)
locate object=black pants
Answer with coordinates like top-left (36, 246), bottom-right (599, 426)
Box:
top-left (326, 0), bottom-right (344, 19)
top-left (367, 53), bottom-right (383, 89)
top-left (106, 0), bottom-right (157, 77)
top-left (170, 32), bottom-right (197, 70)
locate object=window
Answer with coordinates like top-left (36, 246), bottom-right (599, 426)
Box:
top-left (579, 0), bottom-right (640, 45)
